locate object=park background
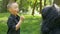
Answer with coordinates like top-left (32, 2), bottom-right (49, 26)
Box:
top-left (0, 0), bottom-right (57, 34)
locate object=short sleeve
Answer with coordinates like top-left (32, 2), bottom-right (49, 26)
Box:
top-left (7, 17), bottom-right (16, 31)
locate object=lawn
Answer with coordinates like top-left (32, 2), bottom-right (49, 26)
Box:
top-left (0, 13), bottom-right (42, 34)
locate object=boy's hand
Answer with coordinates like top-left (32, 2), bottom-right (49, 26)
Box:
top-left (20, 16), bottom-right (25, 21)
top-left (16, 16), bottom-right (24, 31)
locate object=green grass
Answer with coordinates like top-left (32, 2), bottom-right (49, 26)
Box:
top-left (0, 13), bottom-right (42, 34)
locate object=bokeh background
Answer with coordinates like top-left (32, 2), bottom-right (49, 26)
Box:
top-left (0, 0), bottom-right (55, 34)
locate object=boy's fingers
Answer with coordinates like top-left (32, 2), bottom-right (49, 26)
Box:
top-left (20, 16), bottom-right (25, 21)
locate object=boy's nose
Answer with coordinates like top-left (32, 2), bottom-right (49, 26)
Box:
top-left (16, 8), bottom-right (19, 12)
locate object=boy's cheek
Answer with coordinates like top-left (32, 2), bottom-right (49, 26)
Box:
top-left (15, 9), bottom-right (19, 13)
top-left (10, 8), bottom-right (19, 13)
top-left (16, 8), bottom-right (19, 11)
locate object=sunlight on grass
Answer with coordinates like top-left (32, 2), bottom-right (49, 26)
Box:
top-left (0, 13), bottom-right (42, 34)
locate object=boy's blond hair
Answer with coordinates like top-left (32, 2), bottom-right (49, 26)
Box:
top-left (7, 2), bottom-right (16, 9)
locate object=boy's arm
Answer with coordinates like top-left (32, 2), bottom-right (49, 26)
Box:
top-left (7, 16), bottom-right (24, 31)
top-left (16, 16), bottom-right (24, 31)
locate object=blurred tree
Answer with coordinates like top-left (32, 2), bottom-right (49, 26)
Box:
top-left (0, 0), bottom-right (2, 12)
top-left (49, 0), bottom-right (52, 5)
top-left (49, 0), bottom-right (53, 5)
top-left (18, 0), bottom-right (29, 13)
top-left (1, 0), bottom-right (8, 12)
top-left (1, 0), bottom-right (17, 13)
top-left (39, 0), bottom-right (42, 14)
top-left (36, 0), bottom-right (40, 11)
top-left (32, 0), bottom-right (37, 16)
top-left (44, 0), bottom-right (46, 6)
top-left (53, 0), bottom-right (60, 5)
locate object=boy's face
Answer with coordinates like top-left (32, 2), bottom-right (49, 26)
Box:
top-left (9, 3), bottom-right (19, 15)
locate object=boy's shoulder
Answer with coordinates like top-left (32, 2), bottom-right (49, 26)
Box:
top-left (8, 14), bottom-right (14, 20)
top-left (8, 14), bottom-right (20, 20)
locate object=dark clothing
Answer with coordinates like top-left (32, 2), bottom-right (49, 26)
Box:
top-left (41, 4), bottom-right (60, 34)
top-left (7, 14), bottom-right (20, 34)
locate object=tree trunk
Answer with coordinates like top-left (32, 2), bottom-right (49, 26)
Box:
top-left (32, 0), bottom-right (37, 16)
top-left (44, 0), bottom-right (46, 6)
top-left (1, 0), bottom-right (8, 12)
top-left (39, 0), bottom-right (42, 14)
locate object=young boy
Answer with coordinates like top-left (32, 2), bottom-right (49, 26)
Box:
top-left (7, 2), bottom-right (24, 34)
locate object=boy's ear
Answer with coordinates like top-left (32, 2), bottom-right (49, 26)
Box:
top-left (8, 8), bottom-right (11, 12)
top-left (7, 8), bottom-right (10, 11)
